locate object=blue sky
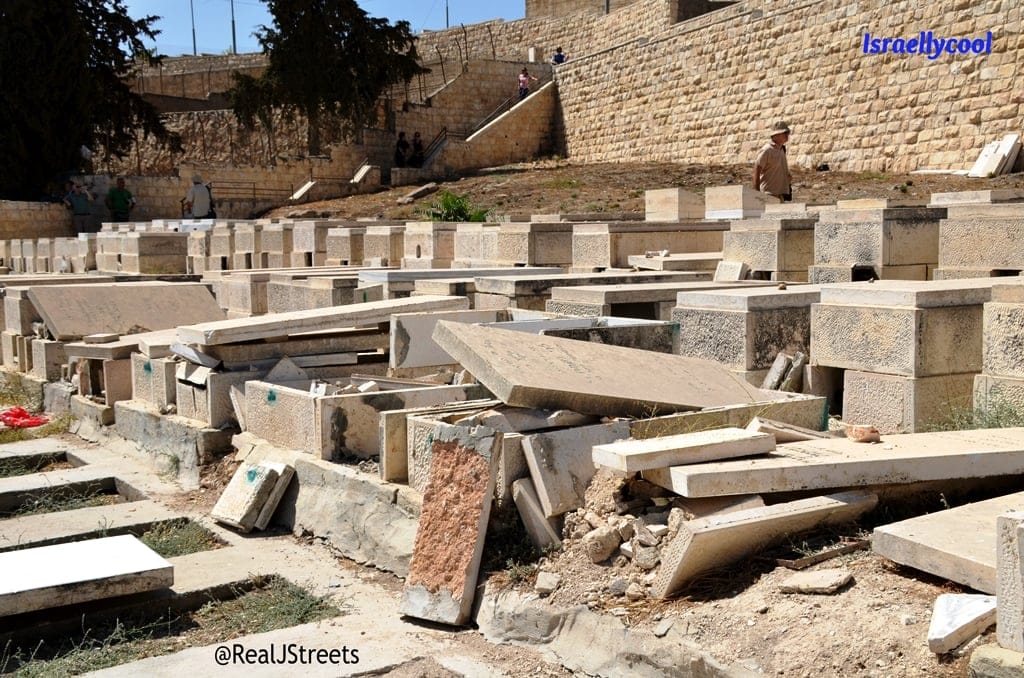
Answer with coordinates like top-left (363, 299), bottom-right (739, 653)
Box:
top-left (122, 0), bottom-right (526, 56)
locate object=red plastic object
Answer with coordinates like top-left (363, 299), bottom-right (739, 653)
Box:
top-left (0, 407), bottom-right (48, 428)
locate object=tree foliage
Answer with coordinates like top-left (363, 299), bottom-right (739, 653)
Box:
top-left (0, 0), bottom-right (178, 200)
top-left (236, 0), bottom-right (428, 155)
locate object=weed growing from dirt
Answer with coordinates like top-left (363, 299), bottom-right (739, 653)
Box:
top-left (139, 519), bottom-right (222, 559)
top-left (2, 482), bottom-right (118, 519)
top-left (0, 413), bottom-right (73, 446)
top-left (925, 397), bottom-right (1024, 432)
top-left (420, 190), bottom-right (490, 222)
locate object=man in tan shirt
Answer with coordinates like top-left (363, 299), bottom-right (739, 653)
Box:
top-left (753, 122), bottom-right (792, 201)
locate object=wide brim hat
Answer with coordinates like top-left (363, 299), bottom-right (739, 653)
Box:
top-left (191, 173), bottom-right (203, 183)
top-left (770, 122), bottom-right (791, 136)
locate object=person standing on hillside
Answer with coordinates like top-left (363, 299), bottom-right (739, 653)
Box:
top-left (409, 132), bottom-right (425, 168)
top-left (752, 122), bottom-right (793, 202)
top-left (184, 173), bottom-right (213, 219)
top-left (105, 177), bottom-right (136, 222)
top-left (518, 67), bottom-right (538, 101)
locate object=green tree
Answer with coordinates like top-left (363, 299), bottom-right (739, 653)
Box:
top-left (0, 0), bottom-right (178, 200)
top-left (230, 71), bottom-right (281, 159)
top-left (245, 0), bottom-right (428, 155)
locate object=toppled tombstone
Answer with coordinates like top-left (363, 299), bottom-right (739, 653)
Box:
top-left (928, 593), bottom-right (996, 654)
top-left (778, 568), bottom-right (852, 594)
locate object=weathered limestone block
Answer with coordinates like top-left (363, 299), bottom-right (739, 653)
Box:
top-left (810, 279), bottom-right (997, 377)
top-left (722, 218), bottom-right (815, 277)
top-left (401, 222), bottom-right (457, 269)
top-left (572, 222), bottom-right (725, 270)
top-left (811, 207), bottom-right (945, 277)
top-left (843, 370), bottom-right (975, 434)
top-left (672, 285), bottom-right (820, 371)
top-left (645, 188), bottom-right (703, 221)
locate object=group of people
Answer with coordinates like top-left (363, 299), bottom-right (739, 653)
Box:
top-left (61, 177), bottom-right (135, 233)
top-left (394, 131), bottom-right (425, 168)
top-left (516, 47), bottom-right (568, 101)
top-left (61, 172), bottom-right (217, 233)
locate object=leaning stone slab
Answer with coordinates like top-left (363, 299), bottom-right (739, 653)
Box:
top-left (522, 421), bottom-right (631, 518)
top-left (432, 321), bottom-right (774, 417)
top-left (28, 282), bottom-right (225, 341)
top-left (401, 424), bottom-right (498, 626)
top-left (253, 461), bottom-right (295, 531)
top-left (210, 462), bottom-right (280, 532)
top-left (644, 428), bottom-right (1024, 497)
top-left (652, 491), bottom-right (877, 599)
top-left (872, 490), bottom-right (1024, 595)
top-left (512, 478), bottom-right (562, 551)
top-left (0, 534), bottom-right (173, 616)
top-left (177, 295), bottom-right (469, 346)
top-left (591, 427), bottom-right (774, 473)
top-left (928, 593), bottom-right (996, 654)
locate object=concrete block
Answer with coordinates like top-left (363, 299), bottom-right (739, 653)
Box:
top-left (843, 370), bottom-right (975, 434)
top-left (592, 427), bottom-right (774, 473)
top-left (130, 353), bottom-right (177, 408)
top-left (401, 424), bottom-right (497, 626)
top-left (30, 339), bottom-right (65, 381)
top-left (705, 185), bottom-right (775, 220)
top-left (245, 382), bottom-right (318, 454)
top-left (969, 644), bottom-right (1024, 677)
top-left (645, 188), bottom-right (703, 221)
top-left (210, 462), bottom-right (280, 532)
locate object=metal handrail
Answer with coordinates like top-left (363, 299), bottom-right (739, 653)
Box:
top-left (468, 71), bottom-right (553, 136)
top-left (209, 181), bottom-right (293, 200)
top-left (422, 128), bottom-right (447, 165)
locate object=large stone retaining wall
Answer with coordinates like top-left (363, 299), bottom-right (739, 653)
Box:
top-left (0, 202), bottom-right (73, 240)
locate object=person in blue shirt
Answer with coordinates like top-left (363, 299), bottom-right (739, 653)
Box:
top-left (551, 47), bottom-right (567, 65)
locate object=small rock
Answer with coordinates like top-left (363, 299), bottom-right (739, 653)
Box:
top-left (651, 497), bottom-right (671, 507)
top-left (586, 592), bottom-right (601, 602)
top-left (617, 520), bottom-right (635, 542)
top-left (779, 568), bottom-right (853, 594)
top-left (901, 614), bottom-right (916, 626)
top-left (610, 607), bottom-right (629, 617)
top-left (653, 618), bottom-right (674, 637)
top-left (648, 523), bottom-right (669, 538)
top-left (607, 578), bottom-right (628, 596)
top-left (757, 605), bottom-right (769, 614)
top-left (613, 555), bottom-right (629, 568)
top-left (668, 507), bottom-right (687, 533)
top-left (633, 521), bottom-right (660, 547)
top-left (643, 571), bottom-right (658, 584)
top-left (634, 545), bottom-right (661, 570)
top-left (584, 511), bottom-right (604, 529)
top-left (535, 571), bottom-right (561, 595)
top-left (619, 541), bottom-right (634, 558)
top-left (583, 525), bottom-right (622, 563)
top-left (625, 583), bottom-right (645, 601)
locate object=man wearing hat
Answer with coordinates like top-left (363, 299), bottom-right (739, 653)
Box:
top-left (184, 173), bottom-right (213, 219)
top-left (753, 122), bottom-right (793, 202)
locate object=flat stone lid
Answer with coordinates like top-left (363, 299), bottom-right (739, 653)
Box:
top-left (675, 284), bottom-right (820, 311)
top-left (358, 267), bottom-right (562, 283)
top-left (573, 222), bottom-right (728, 234)
top-left (552, 280), bottom-right (773, 304)
top-left (817, 278), bottom-right (998, 308)
top-left (726, 218), bottom-right (818, 231)
top-left (989, 281), bottom-right (1024, 303)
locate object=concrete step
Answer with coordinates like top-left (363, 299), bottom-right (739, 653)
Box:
top-left (0, 499), bottom-right (181, 552)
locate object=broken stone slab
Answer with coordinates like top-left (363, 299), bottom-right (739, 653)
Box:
top-left (998, 510), bottom-right (1024, 652)
top-left (253, 461), bottom-right (295, 531)
top-left (928, 593), bottom-right (996, 654)
top-left (872, 490), bottom-right (1024, 595)
top-left (745, 417), bottom-right (831, 443)
top-left (583, 525), bottom-right (622, 563)
top-left (761, 353), bottom-right (792, 390)
top-left (28, 282), bottom-right (226, 341)
top-left (512, 478), bottom-right (561, 551)
top-left (177, 295), bottom-right (469, 346)
top-left (210, 462), bottom-right (280, 532)
top-left (643, 428), bottom-right (1024, 497)
top-left (0, 534), bottom-right (173, 617)
top-left (432, 320), bottom-right (775, 417)
top-left (929, 189), bottom-right (1024, 206)
top-left (652, 491), bottom-right (877, 599)
top-left (401, 424), bottom-right (498, 626)
top-left (591, 427), bottom-right (775, 473)
top-left (389, 309), bottom-right (500, 370)
top-left (778, 568), bottom-right (852, 594)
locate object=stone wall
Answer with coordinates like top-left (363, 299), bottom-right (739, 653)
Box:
top-left (0, 202), bottom-right (73, 240)
top-left (555, 0), bottom-right (1020, 172)
top-left (442, 81), bottom-right (558, 170)
top-left (526, 0), bottom-right (638, 19)
top-left (132, 54), bottom-right (267, 100)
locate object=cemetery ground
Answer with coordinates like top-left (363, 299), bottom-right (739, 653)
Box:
top-left (0, 407), bottom-right (993, 676)
top-left (272, 159), bottom-right (1024, 222)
